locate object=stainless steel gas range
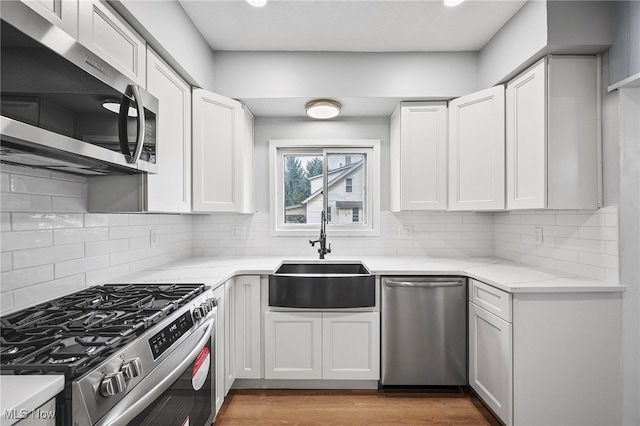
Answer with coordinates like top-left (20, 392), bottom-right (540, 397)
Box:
top-left (0, 283), bottom-right (217, 426)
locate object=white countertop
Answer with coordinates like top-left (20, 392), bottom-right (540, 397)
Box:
top-left (115, 256), bottom-right (624, 294)
top-left (0, 375), bottom-right (64, 426)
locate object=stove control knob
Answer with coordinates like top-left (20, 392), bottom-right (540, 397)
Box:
top-left (193, 305), bottom-right (207, 320)
top-left (206, 298), bottom-right (217, 311)
top-left (121, 358), bottom-right (142, 380)
top-left (101, 371), bottom-right (126, 397)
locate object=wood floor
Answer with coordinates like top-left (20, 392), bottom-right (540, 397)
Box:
top-left (215, 388), bottom-right (502, 425)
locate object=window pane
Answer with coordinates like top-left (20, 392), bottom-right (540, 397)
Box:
top-left (283, 153), bottom-right (322, 224)
top-left (326, 153), bottom-right (366, 226)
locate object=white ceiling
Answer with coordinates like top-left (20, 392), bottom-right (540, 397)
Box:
top-left (178, 0), bottom-right (528, 117)
top-left (179, 0), bottom-right (527, 52)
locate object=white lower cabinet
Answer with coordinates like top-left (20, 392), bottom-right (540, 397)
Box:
top-left (469, 301), bottom-right (513, 425)
top-left (322, 312), bottom-right (380, 380)
top-left (234, 275), bottom-right (262, 379)
top-left (264, 311), bottom-right (380, 380)
top-left (212, 284), bottom-right (225, 415)
top-left (264, 312), bottom-right (323, 380)
top-left (469, 279), bottom-right (622, 426)
top-left (224, 279), bottom-right (235, 395)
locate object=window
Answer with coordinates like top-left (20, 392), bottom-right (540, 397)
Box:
top-left (270, 139), bottom-right (380, 236)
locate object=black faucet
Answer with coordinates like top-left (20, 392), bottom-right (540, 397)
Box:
top-left (309, 210), bottom-right (331, 259)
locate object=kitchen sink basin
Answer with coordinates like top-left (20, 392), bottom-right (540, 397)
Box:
top-left (269, 262), bottom-right (375, 309)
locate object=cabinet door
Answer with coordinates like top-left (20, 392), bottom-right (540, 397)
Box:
top-left (506, 60), bottom-right (546, 210)
top-left (264, 312), bottom-right (322, 380)
top-left (146, 49), bottom-right (191, 213)
top-left (234, 275), bottom-right (262, 379)
top-left (390, 102), bottom-right (448, 211)
top-left (322, 312), bottom-right (380, 380)
top-left (192, 89), bottom-right (244, 212)
top-left (469, 302), bottom-right (513, 426)
top-left (212, 285), bottom-right (225, 415)
top-left (78, 0), bottom-right (146, 86)
top-left (20, 0), bottom-right (78, 38)
top-left (448, 86), bottom-right (505, 211)
top-left (224, 279), bottom-right (235, 395)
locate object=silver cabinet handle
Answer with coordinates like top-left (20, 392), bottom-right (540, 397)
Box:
top-left (384, 280), bottom-right (463, 288)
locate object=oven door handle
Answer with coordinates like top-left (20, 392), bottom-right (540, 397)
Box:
top-left (95, 315), bottom-right (215, 426)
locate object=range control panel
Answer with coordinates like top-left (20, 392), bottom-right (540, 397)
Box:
top-left (149, 312), bottom-right (194, 359)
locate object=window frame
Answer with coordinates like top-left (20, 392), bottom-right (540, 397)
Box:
top-left (269, 139), bottom-right (381, 237)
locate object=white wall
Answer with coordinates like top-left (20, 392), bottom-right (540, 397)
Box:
top-left (618, 87), bottom-right (640, 426)
top-left (210, 51), bottom-right (478, 100)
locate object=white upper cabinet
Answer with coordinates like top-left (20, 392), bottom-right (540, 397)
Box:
top-left (390, 102), bottom-right (448, 211)
top-left (448, 86), bottom-right (505, 211)
top-left (20, 0), bottom-right (78, 38)
top-left (192, 89), bottom-right (254, 213)
top-left (506, 56), bottom-right (600, 210)
top-left (78, 0), bottom-right (146, 86)
top-left (145, 48), bottom-right (192, 213)
top-left (87, 49), bottom-right (192, 213)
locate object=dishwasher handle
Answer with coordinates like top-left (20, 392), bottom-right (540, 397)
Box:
top-left (384, 280), bottom-right (464, 288)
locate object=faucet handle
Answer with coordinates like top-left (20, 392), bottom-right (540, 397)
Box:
top-left (327, 243), bottom-right (331, 254)
top-left (309, 239), bottom-right (316, 247)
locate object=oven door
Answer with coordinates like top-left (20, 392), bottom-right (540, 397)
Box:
top-left (95, 315), bottom-right (215, 426)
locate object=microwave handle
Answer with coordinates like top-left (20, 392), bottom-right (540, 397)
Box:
top-left (118, 84), bottom-right (146, 164)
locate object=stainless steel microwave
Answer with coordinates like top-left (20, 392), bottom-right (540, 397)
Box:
top-left (0, 2), bottom-right (158, 176)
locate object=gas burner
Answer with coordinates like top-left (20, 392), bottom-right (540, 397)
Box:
top-left (0, 282), bottom-right (206, 378)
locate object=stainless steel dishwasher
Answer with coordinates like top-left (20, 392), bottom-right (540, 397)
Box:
top-left (381, 276), bottom-right (467, 386)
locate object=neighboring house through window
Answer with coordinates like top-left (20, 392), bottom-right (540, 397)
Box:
top-left (270, 139), bottom-right (380, 236)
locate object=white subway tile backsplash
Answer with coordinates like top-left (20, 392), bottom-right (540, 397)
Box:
top-left (494, 208), bottom-right (620, 283)
top-left (1, 230), bottom-right (52, 252)
top-left (54, 228), bottom-right (109, 245)
top-left (11, 213), bottom-right (84, 231)
top-left (13, 274), bottom-right (85, 308)
top-left (110, 248), bottom-right (148, 266)
top-left (86, 264), bottom-right (130, 287)
top-left (85, 239), bottom-right (130, 257)
top-left (1, 252), bottom-right (11, 272)
top-left (10, 174), bottom-right (83, 197)
top-left (1, 193), bottom-right (52, 212)
top-left (55, 255), bottom-right (110, 279)
top-left (13, 244), bottom-right (84, 269)
top-left (578, 251), bottom-right (619, 269)
top-left (52, 196), bottom-right (87, 212)
top-left (1, 264), bottom-right (54, 291)
top-left (109, 225), bottom-right (147, 240)
top-left (0, 213), bottom-right (10, 232)
top-left (84, 214), bottom-right (129, 228)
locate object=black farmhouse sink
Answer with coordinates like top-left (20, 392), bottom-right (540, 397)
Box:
top-left (269, 262), bottom-right (375, 309)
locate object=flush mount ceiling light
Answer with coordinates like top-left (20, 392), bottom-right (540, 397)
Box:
top-left (444, 0), bottom-right (465, 6)
top-left (246, 0), bottom-right (267, 7)
top-left (102, 101), bottom-right (138, 117)
top-left (305, 99), bottom-right (342, 120)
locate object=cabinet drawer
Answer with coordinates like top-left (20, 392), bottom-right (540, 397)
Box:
top-left (470, 279), bottom-right (512, 322)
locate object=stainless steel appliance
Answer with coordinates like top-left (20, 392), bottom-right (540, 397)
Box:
top-left (381, 276), bottom-right (467, 386)
top-left (0, 2), bottom-right (158, 176)
top-left (0, 283), bottom-right (216, 426)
